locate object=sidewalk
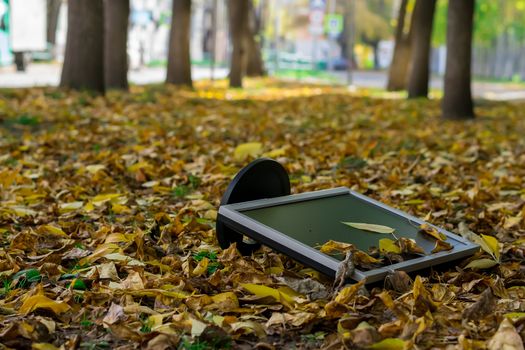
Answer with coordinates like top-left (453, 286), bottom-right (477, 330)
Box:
top-left (0, 63), bottom-right (228, 88)
top-left (1, 63), bottom-right (525, 101)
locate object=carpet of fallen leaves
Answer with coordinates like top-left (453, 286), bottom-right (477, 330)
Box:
top-left (1, 79), bottom-right (525, 350)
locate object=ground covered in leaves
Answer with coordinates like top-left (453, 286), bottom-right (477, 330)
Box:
top-left (1, 79), bottom-right (525, 350)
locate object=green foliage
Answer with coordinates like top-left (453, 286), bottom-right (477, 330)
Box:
top-left (433, 0), bottom-right (525, 46)
top-left (12, 269), bottom-right (42, 288)
top-left (193, 251), bottom-right (222, 275)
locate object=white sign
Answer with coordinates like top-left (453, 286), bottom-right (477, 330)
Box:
top-left (309, 9), bottom-right (325, 35)
top-left (9, 0), bottom-right (47, 52)
top-left (310, 0), bottom-right (326, 10)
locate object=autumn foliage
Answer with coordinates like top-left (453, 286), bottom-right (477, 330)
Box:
top-left (0, 80), bottom-right (524, 349)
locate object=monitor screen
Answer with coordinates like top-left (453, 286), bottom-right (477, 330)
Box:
top-left (241, 193), bottom-right (450, 257)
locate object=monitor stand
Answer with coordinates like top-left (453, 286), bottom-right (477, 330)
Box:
top-left (216, 158), bottom-right (291, 255)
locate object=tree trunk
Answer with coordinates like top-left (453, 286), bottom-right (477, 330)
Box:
top-left (229, 0), bottom-right (249, 88)
top-left (166, 0), bottom-right (192, 86)
top-left (246, 0), bottom-right (265, 77)
top-left (407, 0), bottom-right (436, 98)
top-left (104, 0), bottom-right (129, 90)
top-left (387, 0), bottom-right (413, 91)
top-left (442, 0), bottom-right (475, 120)
top-left (60, 0), bottom-right (105, 93)
top-left (47, 0), bottom-right (62, 45)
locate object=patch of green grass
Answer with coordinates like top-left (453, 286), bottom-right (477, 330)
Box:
top-left (172, 185), bottom-right (190, 198)
top-left (13, 113), bottom-right (40, 126)
top-left (193, 251), bottom-right (222, 275)
top-left (188, 174), bottom-right (201, 189)
top-left (0, 279), bottom-right (11, 296)
top-left (12, 268), bottom-right (42, 288)
top-left (179, 339), bottom-right (211, 350)
top-left (80, 313), bottom-right (95, 328)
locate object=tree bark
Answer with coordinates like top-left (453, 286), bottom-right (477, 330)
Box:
top-left (387, 0), bottom-right (413, 91)
top-left (246, 0), bottom-right (265, 77)
top-left (442, 0), bottom-right (475, 120)
top-left (166, 0), bottom-right (192, 87)
top-left (407, 0), bottom-right (437, 98)
top-left (229, 0), bottom-right (249, 88)
top-left (60, 0), bottom-right (105, 93)
top-left (47, 0), bottom-right (62, 45)
top-left (104, 0), bottom-right (129, 90)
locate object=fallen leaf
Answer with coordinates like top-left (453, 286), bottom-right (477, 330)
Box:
top-left (367, 338), bottom-right (407, 350)
top-left (465, 258), bottom-right (499, 270)
top-left (241, 283), bottom-right (296, 306)
top-left (487, 318), bottom-right (524, 350)
top-left (233, 142), bottom-right (262, 161)
top-left (431, 240), bottom-right (453, 253)
top-left (19, 294), bottom-right (70, 315)
top-left (419, 223), bottom-right (447, 241)
top-left (379, 238), bottom-right (401, 254)
top-left (319, 240), bottom-right (355, 254)
top-left (341, 222), bottom-right (395, 234)
top-left (462, 288), bottom-right (496, 321)
top-left (481, 234), bottom-right (500, 262)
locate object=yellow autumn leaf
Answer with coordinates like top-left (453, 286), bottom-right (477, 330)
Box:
top-left (85, 164), bottom-right (106, 174)
top-left (342, 222), bottom-right (395, 234)
top-left (319, 239), bottom-right (354, 254)
top-left (368, 338), bottom-right (407, 350)
top-left (431, 240), bottom-right (453, 254)
top-left (263, 146), bottom-right (287, 158)
top-left (233, 142), bottom-right (262, 161)
top-left (58, 201), bottom-right (84, 213)
top-left (379, 238), bottom-right (401, 254)
top-left (32, 343), bottom-right (60, 350)
top-left (11, 206), bottom-right (37, 217)
top-left (148, 314), bottom-right (164, 329)
top-left (37, 224), bottom-right (68, 238)
top-left (211, 291), bottom-right (240, 310)
top-left (92, 193), bottom-right (123, 206)
top-left (504, 312), bottom-right (525, 321)
top-left (419, 223), bottom-right (447, 241)
top-left (481, 234), bottom-right (500, 262)
top-left (127, 161), bottom-right (151, 172)
top-left (504, 215), bottom-right (522, 229)
top-left (241, 283), bottom-right (295, 305)
top-left (19, 294), bottom-right (70, 315)
top-left (192, 257), bottom-right (209, 277)
top-left (465, 258), bottom-right (499, 270)
top-left (112, 203), bottom-right (131, 214)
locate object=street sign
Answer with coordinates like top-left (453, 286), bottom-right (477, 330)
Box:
top-left (310, 0), bottom-right (326, 10)
top-left (325, 13), bottom-right (343, 38)
top-left (309, 9), bottom-right (325, 35)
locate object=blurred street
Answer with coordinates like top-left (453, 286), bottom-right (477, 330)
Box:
top-left (2, 63), bottom-right (525, 101)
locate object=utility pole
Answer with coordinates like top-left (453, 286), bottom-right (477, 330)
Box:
top-left (327, 0), bottom-right (336, 71)
top-left (346, 0), bottom-right (355, 85)
top-left (210, 0), bottom-right (217, 80)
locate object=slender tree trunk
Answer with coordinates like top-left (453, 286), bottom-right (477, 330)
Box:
top-left (60, 0), bottom-right (105, 93)
top-left (104, 0), bottom-right (129, 90)
top-left (246, 0), bottom-right (265, 77)
top-left (47, 0), bottom-right (61, 45)
top-left (442, 0), bottom-right (475, 120)
top-left (229, 0), bottom-right (249, 88)
top-left (166, 0), bottom-right (192, 86)
top-left (387, 0), bottom-right (413, 91)
top-left (407, 0), bottom-right (436, 98)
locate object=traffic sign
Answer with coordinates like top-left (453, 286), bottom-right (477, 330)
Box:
top-left (310, 0), bottom-right (326, 10)
top-left (324, 14), bottom-right (343, 37)
top-left (309, 9), bottom-right (325, 35)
